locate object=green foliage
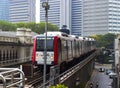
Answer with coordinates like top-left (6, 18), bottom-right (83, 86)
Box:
top-left (50, 84), bottom-right (68, 88)
top-left (37, 22), bottom-right (59, 34)
top-left (97, 49), bottom-right (114, 64)
top-left (0, 21), bottom-right (59, 33)
top-left (76, 82), bottom-right (85, 88)
top-left (15, 22), bottom-right (27, 28)
top-left (15, 22), bottom-right (58, 34)
top-left (0, 20), bottom-right (16, 31)
top-left (91, 33), bottom-right (115, 49)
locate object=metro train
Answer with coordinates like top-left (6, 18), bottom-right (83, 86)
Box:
top-left (32, 31), bottom-right (96, 71)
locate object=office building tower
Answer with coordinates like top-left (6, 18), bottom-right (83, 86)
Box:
top-left (108, 0), bottom-right (120, 34)
top-left (60, 0), bottom-right (71, 34)
top-left (9, 0), bottom-right (36, 23)
top-left (71, 0), bottom-right (82, 36)
top-left (40, 0), bottom-right (82, 36)
top-left (40, 0), bottom-right (60, 28)
top-left (0, 0), bottom-right (9, 21)
top-left (83, 0), bottom-right (120, 36)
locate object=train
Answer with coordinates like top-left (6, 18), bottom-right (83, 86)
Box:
top-left (32, 31), bottom-right (96, 71)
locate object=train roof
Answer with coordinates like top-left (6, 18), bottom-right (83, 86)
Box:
top-left (79, 37), bottom-right (84, 40)
top-left (44, 31), bottom-right (68, 36)
top-left (69, 35), bottom-right (79, 38)
top-left (35, 31), bottom-right (69, 38)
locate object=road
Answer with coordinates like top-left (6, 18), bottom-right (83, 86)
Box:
top-left (86, 64), bottom-right (113, 88)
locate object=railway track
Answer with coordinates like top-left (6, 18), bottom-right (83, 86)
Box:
top-left (25, 72), bottom-right (50, 88)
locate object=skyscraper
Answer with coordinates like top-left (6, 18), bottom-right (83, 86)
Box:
top-left (40, 0), bottom-right (60, 27)
top-left (108, 0), bottom-right (120, 34)
top-left (83, 0), bottom-right (120, 36)
top-left (71, 0), bottom-right (82, 36)
top-left (40, 0), bottom-right (82, 36)
top-left (9, 0), bottom-right (36, 23)
top-left (0, 0), bottom-right (9, 21)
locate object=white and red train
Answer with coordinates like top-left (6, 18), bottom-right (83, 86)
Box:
top-left (32, 31), bottom-right (96, 70)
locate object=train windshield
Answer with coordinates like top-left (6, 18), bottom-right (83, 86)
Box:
top-left (36, 37), bottom-right (54, 51)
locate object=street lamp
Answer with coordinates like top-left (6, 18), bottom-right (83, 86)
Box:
top-left (42, 1), bottom-right (49, 88)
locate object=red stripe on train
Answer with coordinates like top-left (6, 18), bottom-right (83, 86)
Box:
top-left (54, 36), bottom-right (58, 65)
top-left (32, 37), bottom-right (36, 64)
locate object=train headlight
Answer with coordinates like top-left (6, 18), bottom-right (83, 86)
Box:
top-left (50, 56), bottom-right (54, 60)
top-left (36, 54), bottom-right (39, 59)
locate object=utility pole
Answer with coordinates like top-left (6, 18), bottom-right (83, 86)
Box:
top-left (42, 1), bottom-right (49, 88)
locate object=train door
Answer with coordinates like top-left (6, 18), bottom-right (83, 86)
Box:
top-left (67, 40), bottom-right (72, 61)
top-left (72, 40), bottom-right (75, 58)
top-left (58, 38), bottom-right (62, 64)
top-left (61, 39), bottom-right (67, 62)
top-left (79, 41), bottom-right (82, 56)
top-left (82, 40), bottom-right (84, 55)
top-left (74, 40), bottom-right (77, 58)
top-left (77, 40), bottom-right (79, 58)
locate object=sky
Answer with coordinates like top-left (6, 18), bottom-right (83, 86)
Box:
top-left (36, 0), bottom-right (40, 23)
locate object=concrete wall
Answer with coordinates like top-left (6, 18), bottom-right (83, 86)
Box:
top-left (0, 28), bottom-right (34, 67)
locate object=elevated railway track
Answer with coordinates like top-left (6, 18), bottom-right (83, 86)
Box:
top-left (0, 50), bottom-right (99, 88)
top-left (25, 50), bottom-right (98, 88)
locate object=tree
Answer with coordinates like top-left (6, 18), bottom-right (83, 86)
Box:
top-left (0, 21), bottom-right (59, 33)
top-left (15, 22), bottom-right (59, 34)
top-left (15, 22), bottom-right (38, 32)
top-left (103, 33), bottom-right (115, 49)
top-left (0, 20), bottom-right (16, 31)
top-left (15, 22), bottom-right (28, 28)
top-left (90, 33), bottom-right (115, 49)
top-left (36, 22), bottom-right (59, 34)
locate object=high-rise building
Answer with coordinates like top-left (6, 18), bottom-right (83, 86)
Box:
top-left (0, 0), bottom-right (9, 21)
top-left (83, 0), bottom-right (120, 36)
top-left (40, 0), bottom-right (82, 36)
top-left (40, 0), bottom-right (60, 28)
top-left (9, 0), bottom-right (36, 23)
top-left (108, 0), bottom-right (120, 34)
top-left (71, 0), bottom-right (82, 36)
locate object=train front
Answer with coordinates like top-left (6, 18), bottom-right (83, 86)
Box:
top-left (34, 35), bottom-right (55, 66)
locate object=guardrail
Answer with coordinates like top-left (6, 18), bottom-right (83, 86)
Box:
top-left (38, 51), bottom-right (97, 88)
top-left (59, 51), bottom-right (97, 83)
top-left (0, 68), bottom-right (25, 88)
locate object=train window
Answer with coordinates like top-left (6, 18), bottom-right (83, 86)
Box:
top-left (36, 39), bottom-right (53, 51)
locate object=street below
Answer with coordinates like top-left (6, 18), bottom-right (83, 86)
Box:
top-left (86, 63), bottom-right (113, 88)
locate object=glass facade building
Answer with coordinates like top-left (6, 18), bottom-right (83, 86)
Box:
top-left (0, 0), bottom-right (9, 21)
top-left (9, 0), bottom-right (36, 23)
top-left (83, 0), bottom-right (120, 36)
top-left (108, 0), bottom-right (120, 34)
top-left (71, 0), bottom-right (82, 36)
top-left (40, 0), bottom-right (60, 27)
top-left (40, 0), bottom-right (82, 36)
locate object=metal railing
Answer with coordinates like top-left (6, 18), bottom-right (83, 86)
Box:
top-left (38, 51), bottom-right (97, 88)
top-left (0, 68), bottom-right (25, 88)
